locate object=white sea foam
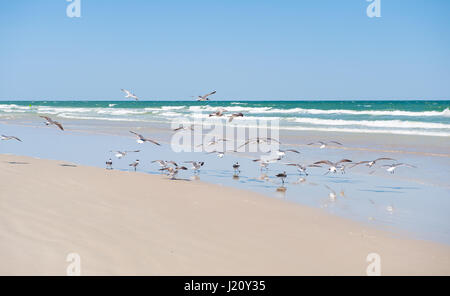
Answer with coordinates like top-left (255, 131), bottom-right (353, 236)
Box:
top-left (293, 118), bottom-right (450, 129)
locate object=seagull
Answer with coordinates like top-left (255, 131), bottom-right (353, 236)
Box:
top-left (106, 158), bottom-right (113, 170)
top-left (197, 138), bottom-right (228, 148)
top-left (40, 116), bottom-right (64, 131)
top-left (197, 90), bottom-right (216, 101)
top-left (253, 157), bottom-right (282, 171)
top-left (129, 131), bottom-right (160, 145)
top-left (232, 162), bottom-right (240, 173)
top-left (239, 137), bottom-right (281, 148)
top-left (350, 158), bottom-right (397, 169)
top-left (121, 89), bottom-right (139, 101)
top-left (111, 150), bottom-right (140, 159)
top-left (207, 150), bottom-right (226, 158)
top-left (284, 163), bottom-right (321, 176)
top-left (184, 161), bottom-right (205, 173)
top-left (209, 108), bottom-right (227, 117)
top-left (307, 141), bottom-right (342, 149)
top-left (275, 171), bottom-right (287, 184)
top-left (161, 166), bottom-right (188, 179)
top-left (269, 149), bottom-right (300, 158)
top-left (173, 124), bottom-right (194, 131)
top-left (228, 112), bottom-right (244, 122)
top-left (1, 135), bottom-right (22, 142)
top-left (129, 159), bottom-right (140, 171)
top-left (152, 160), bottom-right (178, 169)
top-left (314, 159), bottom-right (353, 175)
top-left (381, 163), bottom-right (416, 174)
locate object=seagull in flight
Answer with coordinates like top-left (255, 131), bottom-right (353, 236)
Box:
top-left (269, 149), bottom-right (300, 158)
top-left (1, 135), bottom-right (22, 142)
top-left (239, 137), bottom-right (281, 148)
top-left (184, 161), bottom-right (205, 173)
top-left (381, 163), bottom-right (416, 174)
top-left (350, 158), bottom-right (396, 169)
top-left (253, 156), bottom-right (282, 171)
top-left (121, 89), bottom-right (139, 101)
top-left (209, 108), bottom-right (227, 117)
top-left (228, 112), bottom-right (244, 122)
top-left (307, 141), bottom-right (342, 149)
top-left (152, 160), bottom-right (178, 169)
top-left (129, 131), bottom-right (161, 145)
top-left (111, 150), bottom-right (140, 159)
top-left (161, 166), bottom-right (188, 179)
top-left (284, 163), bottom-right (321, 176)
top-left (314, 159), bottom-right (353, 175)
top-left (197, 90), bottom-right (216, 101)
top-left (40, 116), bottom-right (64, 131)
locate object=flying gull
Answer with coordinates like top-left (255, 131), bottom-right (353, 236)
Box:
top-left (129, 131), bottom-right (161, 145)
top-left (381, 163), bottom-right (416, 174)
top-left (197, 91), bottom-right (216, 101)
top-left (121, 89), bottom-right (139, 101)
top-left (307, 141), bottom-right (342, 149)
top-left (314, 159), bottom-right (353, 175)
top-left (40, 116), bottom-right (64, 131)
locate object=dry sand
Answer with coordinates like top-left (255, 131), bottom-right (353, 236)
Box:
top-left (0, 154), bottom-right (449, 275)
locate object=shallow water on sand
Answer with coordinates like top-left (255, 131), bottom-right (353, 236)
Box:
top-left (1, 121), bottom-right (450, 244)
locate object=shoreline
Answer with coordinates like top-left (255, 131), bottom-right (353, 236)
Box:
top-left (1, 154), bottom-right (449, 275)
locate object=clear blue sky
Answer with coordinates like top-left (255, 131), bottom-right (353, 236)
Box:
top-left (1, 0), bottom-right (449, 100)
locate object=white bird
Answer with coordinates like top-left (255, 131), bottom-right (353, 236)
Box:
top-left (129, 159), bottom-right (140, 171)
top-left (284, 163), bottom-right (321, 176)
top-left (40, 116), bottom-right (64, 131)
top-left (161, 166), bottom-right (188, 179)
top-left (253, 157), bottom-right (281, 171)
top-left (111, 150), bottom-right (140, 159)
top-left (1, 135), bottom-right (22, 142)
top-left (314, 159), bottom-right (352, 175)
top-left (350, 158), bottom-right (397, 169)
top-left (197, 90), bottom-right (216, 101)
top-left (381, 163), bottom-right (416, 174)
top-left (307, 141), bottom-right (342, 149)
top-left (184, 161), bottom-right (205, 173)
top-left (207, 150), bottom-right (225, 158)
top-left (121, 89), bottom-right (139, 101)
top-left (129, 131), bottom-right (160, 145)
top-left (269, 149), bottom-right (300, 158)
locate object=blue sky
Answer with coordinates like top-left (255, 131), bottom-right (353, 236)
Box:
top-left (0, 0), bottom-right (449, 100)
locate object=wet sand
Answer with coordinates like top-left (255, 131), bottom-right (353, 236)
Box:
top-left (1, 154), bottom-right (449, 275)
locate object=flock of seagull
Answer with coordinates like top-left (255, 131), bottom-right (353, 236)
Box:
top-left (1, 90), bottom-right (417, 187)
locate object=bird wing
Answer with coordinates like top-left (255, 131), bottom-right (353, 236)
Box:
top-left (337, 159), bottom-right (352, 164)
top-left (40, 116), bottom-right (52, 121)
top-left (329, 141), bottom-right (343, 145)
top-left (314, 160), bottom-right (334, 166)
top-left (349, 161), bottom-right (369, 168)
top-left (374, 158), bottom-right (396, 162)
top-left (54, 121), bottom-right (64, 131)
top-left (203, 91), bottom-right (216, 98)
top-left (145, 138), bottom-right (161, 146)
top-left (286, 149), bottom-right (300, 154)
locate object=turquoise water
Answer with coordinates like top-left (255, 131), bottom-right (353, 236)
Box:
top-left (1, 100), bottom-right (449, 136)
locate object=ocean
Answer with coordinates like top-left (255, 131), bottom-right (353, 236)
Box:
top-left (1, 100), bottom-right (449, 137)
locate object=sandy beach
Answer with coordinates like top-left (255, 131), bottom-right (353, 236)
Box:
top-left (1, 154), bottom-right (449, 276)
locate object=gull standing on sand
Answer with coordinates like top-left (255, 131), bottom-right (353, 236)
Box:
top-left (275, 171), bottom-right (287, 184)
top-left (129, 159), bottom-right (140, 171)
top-left (111, 150), bottom-right (140, 159)
top-left (382, 163), bottom-right (416, 174)
top-left (197, 91), bottom-right (216, 101)
top-left (314, 159), bottom-right (353, 175)
top-left (121, 89), bottom-right (139, 101)
top-left (307, 141), bottom-right (342, 149)
top-left (1, 135), bottom-right (22, 142)
top-left (129, 131), bottom-right (161, 145)
top-left (350, 158), bottom-right (396, 169)
top-left (233, 162), bottom-right (241, 173)
top-left (40, 116), bottom-right (64, 131)
top-left (106, 158), bottom-right (113, 170)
